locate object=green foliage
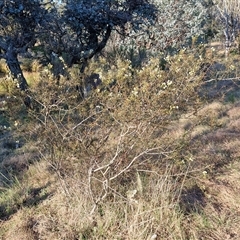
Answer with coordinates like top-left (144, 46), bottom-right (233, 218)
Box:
top-left (0, 0), bottom-right (45, 49)
top-left (38, 0), bottom-right (157, 72)
top-left (0, 78), bottom-right (18, 95)
top-left (116, 0), bottom-right (212, 56)
top-left (0, 177), bottom-right (24, 219)
top-left (0, 60), bottom-right (8, 75)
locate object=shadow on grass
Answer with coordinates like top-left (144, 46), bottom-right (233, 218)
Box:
top-left (180, 184), bottom-right (206, 214)
top-left (200, 79), bottom-right (240, 103)
top-left (0, 184), bottom-right (53, 221)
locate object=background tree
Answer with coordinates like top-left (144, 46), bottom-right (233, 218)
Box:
top-left (213, 0), bottom-right (240, 55)
top-left (109, 0), bottom-right (212, 58)
top-left (0, 0), bottom-right (157, 94)
top-left (0, 0), bottom-right (47, 91)
top-left (39, 0), bottom-right (157, 74)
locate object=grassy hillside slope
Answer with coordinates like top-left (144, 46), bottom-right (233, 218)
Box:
top-left (0, 45), bottom-right (240, 239)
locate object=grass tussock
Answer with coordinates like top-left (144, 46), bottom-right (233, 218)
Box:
top-left (1, 166), bottom-right (187, 240)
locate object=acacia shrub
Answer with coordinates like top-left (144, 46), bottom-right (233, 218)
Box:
top-left (20, 49), bottom-right (205, 215)
top-left (0, 49), bottom-right (210, 239)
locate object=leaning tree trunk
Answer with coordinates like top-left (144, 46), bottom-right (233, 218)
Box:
top-left (4, 47), bottom-right (32, 108)
top-left (5, 48), bottom-right (29, 91)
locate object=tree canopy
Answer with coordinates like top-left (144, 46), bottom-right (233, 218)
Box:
top-left (116, 0), bottom-right (213, 55)
top-left (40, 0), bottom-right (157, 71)
top-left (0, 0), bottom-right (157, 91)
top-left (0, 0), bottom-right (46, 90)
top-left (0, 0), bottom-right (235, 94)
top-left (213, 0), bottom-right (240, 55)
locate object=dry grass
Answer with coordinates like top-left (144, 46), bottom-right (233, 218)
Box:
top-left (185, 161), bottom-right (240, 240)
top-left (0, 60), bottom-right (8, 75)
top-left (1, 47), bottom-right (240, 240)
top-left (1, 165), bottom-right (187, 240)
top-left (23, 71), bottom-right (40, 88)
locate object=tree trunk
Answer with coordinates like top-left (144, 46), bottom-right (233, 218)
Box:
top-left (224, 28), bottom-right (231, 57)
top-left (5, 48), bottom-right (29, 91)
